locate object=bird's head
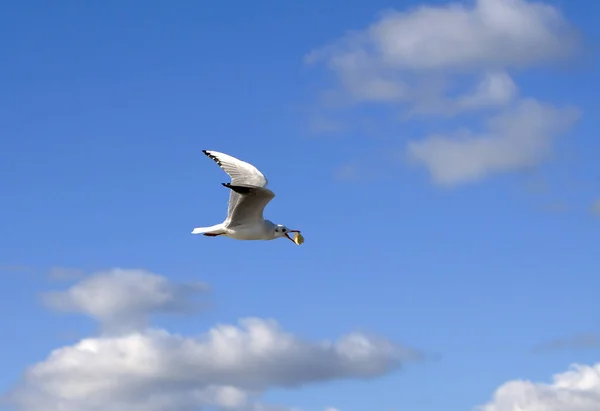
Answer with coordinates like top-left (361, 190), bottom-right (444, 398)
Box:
top-left (274, 224), bottom-right (300, 243)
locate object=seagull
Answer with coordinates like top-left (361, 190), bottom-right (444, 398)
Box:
top-left (191, 150), bottom-right (301, 243)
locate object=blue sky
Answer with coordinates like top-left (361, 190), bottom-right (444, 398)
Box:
top-left (1, 1), bottom-right (599, 410)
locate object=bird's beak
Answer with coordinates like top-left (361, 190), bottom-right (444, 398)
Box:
top-left (285, 230), bottom-right (300, 243)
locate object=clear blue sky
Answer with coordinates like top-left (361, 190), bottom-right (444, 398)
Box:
top-left (1, 1), bottom-right (599, 410)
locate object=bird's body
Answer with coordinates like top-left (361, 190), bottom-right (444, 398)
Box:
top-left (192, 150), bottom-right (300, 243)
top-left (194, 219), bottom-right (276, 240)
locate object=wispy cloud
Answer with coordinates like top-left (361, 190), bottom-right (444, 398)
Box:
top-left (540, 201), bottom-right (570, 214)
top-left (308, 117), bottom-right (346, 135)
top-left (532, 333), bottom-right (600, 354)
top-left (591, 199), bottom-right (600, 215)
top-left (0, 265), bottom-right (32, 273)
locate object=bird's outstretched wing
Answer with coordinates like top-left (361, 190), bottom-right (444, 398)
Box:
top-left (202, 150), bottom-right (268, 187)
top-left (202, 150), bottom-right (273, 225)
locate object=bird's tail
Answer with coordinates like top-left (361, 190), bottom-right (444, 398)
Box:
top-left (191, 223), bottom-right (226, 236)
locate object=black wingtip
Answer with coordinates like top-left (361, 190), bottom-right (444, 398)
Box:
top-left (203, 150), bottom-right (224, 167)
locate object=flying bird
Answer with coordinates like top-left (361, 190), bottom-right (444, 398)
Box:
top-left (192, 150), bottom-right (302, 243)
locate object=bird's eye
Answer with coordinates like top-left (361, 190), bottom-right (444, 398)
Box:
top-left (282, 228), bottom-right (287, 232)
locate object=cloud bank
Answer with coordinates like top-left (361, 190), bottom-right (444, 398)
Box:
top-left (7, 269), bottom-right (421, 411)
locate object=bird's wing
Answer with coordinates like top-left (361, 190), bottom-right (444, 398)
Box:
top-left (224, 184), bottom-right (276, 227)
top-left (202, 150), bottom-right (270, 223)
top-left (202, 150), bottom-right (268, 187)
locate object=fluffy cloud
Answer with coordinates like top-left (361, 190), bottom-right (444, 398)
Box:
top-left (7, 269), bottom-right (419, 411)
top-left (9, 319), bottom-right (413, 411)
top-left (477, 363), bottom-right (600, 411)
top-left (307, 0), bottom-right (577, 109)
top-left (306, 0), bottom-right (578, 112)
top-left (307, 0), bottom-right (581, 186)
top-left (407, 99), bottom-right (580, 186)
top-left (41, 268), bottom-right (209, 334)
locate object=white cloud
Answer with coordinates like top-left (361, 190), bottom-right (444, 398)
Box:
top-left (307, 0), bottom-right (582, 186)
top-left (405, 71), bottom-right (519, 117)
top-left (407, 99), bottom-right (580, 186)
top-left (448, 71), bottom-right (517, 113)
top-left (7, 269), bottom-right (419, 411)
top-left (306, 0), bottom-right (578, 110)
top-left (7, 319), bottom-right (416, 411)
top-left (41, 268), bottom-right (209, 334)
top-left (477, 362), bottom-right (600, 411)
top-left (357, 0), bottom-right (574, 70)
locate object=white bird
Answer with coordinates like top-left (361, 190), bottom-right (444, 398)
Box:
top-left (192, 150), bottom-right (301, 243)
